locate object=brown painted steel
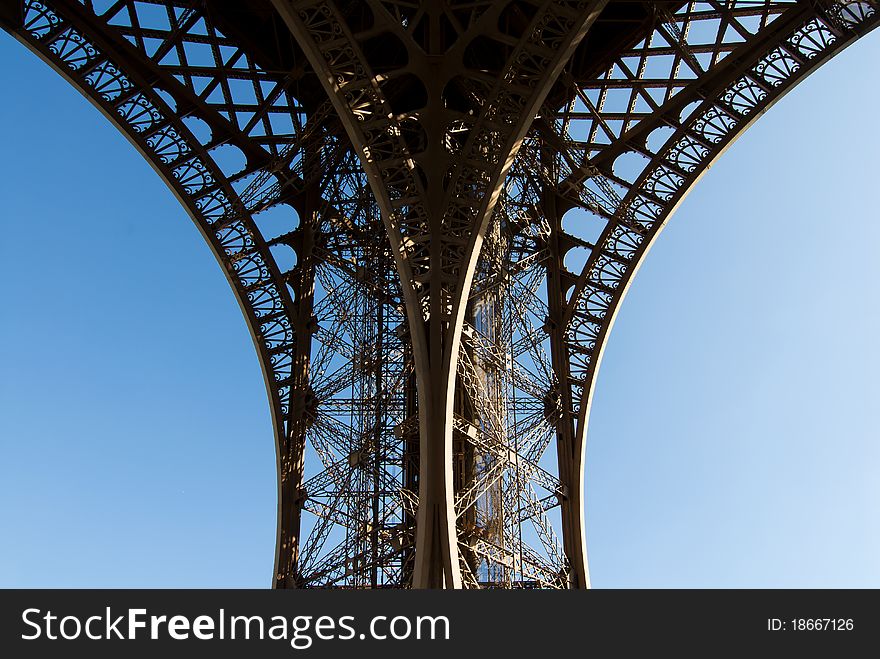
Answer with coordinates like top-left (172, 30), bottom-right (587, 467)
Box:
top-left (2, 0), bottom-right (877, 588)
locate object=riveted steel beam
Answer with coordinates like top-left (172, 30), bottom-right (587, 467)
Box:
top-left (3, 0), bottom-right (877, 589)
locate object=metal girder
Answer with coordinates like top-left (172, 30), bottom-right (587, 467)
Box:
top-left (2, 0), bottom-right (877, 589)
top-left (537, 2), bottom-right (879, 591)
top-left (0, 2), bottom-right (308, 589)
top-left (271, 0), bottom-right (608, 589)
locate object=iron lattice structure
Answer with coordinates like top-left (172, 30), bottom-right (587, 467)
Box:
top-left (2, 0), bottom-right (876, 588)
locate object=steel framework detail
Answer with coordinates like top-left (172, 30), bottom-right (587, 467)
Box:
top-left (2, 0), bottom-right (877, 588)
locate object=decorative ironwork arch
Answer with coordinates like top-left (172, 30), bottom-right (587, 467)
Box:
top-left (2, 0), bottom-right (877, 589)
top-left (1, 0), bottom-right (375, 588)
top-left (540, 4), bottom-right (879, 584)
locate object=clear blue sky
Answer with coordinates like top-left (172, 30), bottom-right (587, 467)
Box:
top-left (1, 28), bottom-right (878, 588)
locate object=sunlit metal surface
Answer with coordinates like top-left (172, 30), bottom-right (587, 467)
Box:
top-left (3, 0), bottom-right (875, 588)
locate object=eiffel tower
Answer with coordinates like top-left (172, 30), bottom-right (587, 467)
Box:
top-left (2, 0), bottom-right (876, 588)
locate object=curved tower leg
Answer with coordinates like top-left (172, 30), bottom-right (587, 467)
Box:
top-left (272, 0), bottom-right (607, 587)
top-left (5, 0), bottom-right (877, 589)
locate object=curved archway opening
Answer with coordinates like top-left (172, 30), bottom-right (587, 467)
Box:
top-left (585, 34), bottom-right (880, 587)
top-left (0, 32), bottom-right (277, 587)
top-left (3, 5), bottom-right (879, 590)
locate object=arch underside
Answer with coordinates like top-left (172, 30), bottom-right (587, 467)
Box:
top-left (3, 0), bottom-right (876, 588)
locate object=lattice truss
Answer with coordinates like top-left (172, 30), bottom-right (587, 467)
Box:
top-left (537, 0), bottom-right (878, 438)
top-left (457, 166), bottom-right (571, 588)
top-left (6, 0), bottom-right (417, 588)
top-left (2, 0), bottom-right (876, 588)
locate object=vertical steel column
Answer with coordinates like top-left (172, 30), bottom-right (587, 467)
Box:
top-left (274, 184), bottom-right (321, 588)
top-left (543, 190), bottom-right (590, 588)
top-left (272, 0), bottom-right (606, 588)
top-left (9, 0), bottom-right (878, 590)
